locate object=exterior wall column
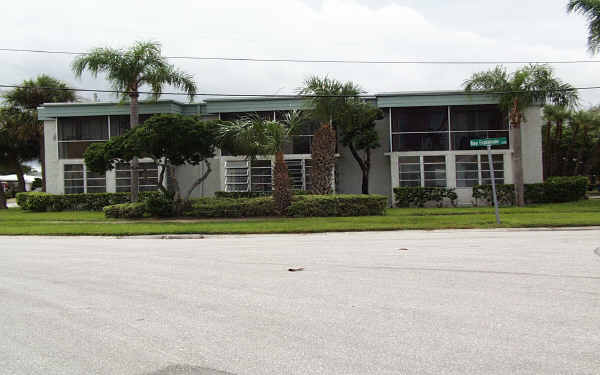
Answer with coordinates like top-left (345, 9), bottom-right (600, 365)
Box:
top-left (520, 106), bottom-right (544, 183)
top-left (389, 153), bottom-right (399, 202)
top-left (44, 119), bottom-right (60, 194)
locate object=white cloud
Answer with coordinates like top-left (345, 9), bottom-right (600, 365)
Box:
top-left (1, 0), bottom-right (599, 106)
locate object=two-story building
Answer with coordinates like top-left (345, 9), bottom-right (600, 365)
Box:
top-left (37, 91), bottom-right (543, 205)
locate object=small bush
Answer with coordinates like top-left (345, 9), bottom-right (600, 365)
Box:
top-left (287, 195), bottom-right (388, 217)
top-left (144, 195), bottom-right (174, 217)
top-left (473, 176), bottom-right (589, 206)
top-left (393, 187), bottom-right (457, 208)
top-left (17, 191), bottom-right (162, 211)
top-left (472, 184), bottom-right (517, 206)
top-left (103, 202), bottom-right (146, 219)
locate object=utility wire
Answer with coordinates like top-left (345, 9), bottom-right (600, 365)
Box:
top-left (0, 84), bottom-right (590, 98)
top-left (1, 47), bottom-right (600, 65)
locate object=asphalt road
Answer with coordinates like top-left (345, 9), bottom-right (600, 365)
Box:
top-left (1, 229), bottom-right (599, 375)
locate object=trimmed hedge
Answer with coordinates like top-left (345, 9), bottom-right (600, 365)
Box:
top-left (473, 176), bottom-right (589, 205)
top-left (16, 191), bottom-right (161, 212)
top-left (287, 195), bottom-right (388, 217)
top-left (214, 190), bottom-right (309, 199)
top-left (103, 202), bottom-right (147, 219)
top-left (183, 197), bottom-right (276, 218)
top-left (393, 187), bottom-right (458, 208)
top-left (182, 195), bottom-right (387, 218)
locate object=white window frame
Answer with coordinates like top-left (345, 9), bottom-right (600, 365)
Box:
top-left (63, 163), bottom-right (107, 194)
top-left (398, 155), bottom-right (447, 188)
top-left (455, 154), bottom-right (505, 189)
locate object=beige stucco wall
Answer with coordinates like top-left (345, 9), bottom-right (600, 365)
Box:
top-left (519, 106), bottom-right (544, 184)
top-left (335, 110), bottom-right (392, 198)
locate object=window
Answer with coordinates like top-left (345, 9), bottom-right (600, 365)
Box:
top-left (58, 116), bottom-right (108, 159)
top-left (116, 162), bottom-right (160, 192)
top-left (391, 107), bottom-right (449, 152)
top-left (250, 160), bottom-right (272, 192)
top-left (398, 157), bottom-right (421, 187)
top-left (64, 164), bottom-right (84, 194)
top-left (225, 159), bottom-right (312, 192)
top-left (398, 155), bottom-right (447, 187)
top-left (110, 114), bottom-right (156, 138)
top-left (390, 105), bottom-right (508, 152)
top-left (63, 164), bottom-right (106, 194)
top-left (290, 118), bottom-right (319, 154)
top-left (456, 154), bottom-right (504, 188)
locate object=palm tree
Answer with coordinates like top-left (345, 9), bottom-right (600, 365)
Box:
top-left (72, 41), bottom-right (197, 201)
top-left (299, 76), bottom-right (363, 194)
top-left (218, 112), bottom-right (303, 213)
top-left (542, 105), bottom-right (571, 178)
top-left (567, 0), bottom-right (600, 54)
top-left (3, 75), bottom-right (76, 192)
top-left (464, 64), bottom-right (578, 206)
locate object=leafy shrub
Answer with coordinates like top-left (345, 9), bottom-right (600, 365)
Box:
top-left (214, 190), bottom-right (309, 199)
top-left (214, 191), bottom-right (270, 199)
top-left (184, 197), bottom-right (276, 218)
top-left (472, 184), bottom-right (517, 206)
top-left (144, 194), bottom-right (174, 217)
top-left (393, 187), bottom-right (458, 208)
top-left (103, 202), bottom-right (146, 219)
top-left (31, 178), bottom-right (43, 190)
top-left (287, 195), bottom-right (388, 217)
top-left (473, 176), bottom-right (589, 206)
top-left (17, 191), bottom-right (162, 212)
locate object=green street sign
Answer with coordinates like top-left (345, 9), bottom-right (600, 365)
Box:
top-left (470, 137), bottom-right (507, 147)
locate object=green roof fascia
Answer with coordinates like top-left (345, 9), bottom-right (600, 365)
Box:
top-left (375, 91), bottom-right (500, 108)
top-left (37, 100), bottom-right (201, 120)
top-left (204, 97), bottom-right (311, 114)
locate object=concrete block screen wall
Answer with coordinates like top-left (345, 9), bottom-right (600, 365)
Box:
top-left (38, 92), bottom-right (544, 205)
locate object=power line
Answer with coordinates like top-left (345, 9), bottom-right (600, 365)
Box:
top-left (0, 84), bottom-right (591, 98)
top-left (2, 47), bottom-right (600, 65)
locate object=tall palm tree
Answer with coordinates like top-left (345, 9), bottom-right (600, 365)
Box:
top-left (72, 41), bottom-right (197, 201)
top-left (567, 0), bottom-right (600, 54)
top-left (299, 76), bottom-right (363, 194)
top-left (464, 64), bottom-right (578, 206)
top-left (3, 75), bottom-right (76, 192)
top-left (218, 112), bottom-right (303, 213)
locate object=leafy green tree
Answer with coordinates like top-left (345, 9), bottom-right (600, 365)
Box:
top-left (73, 41), bottom-right (197, 202)
top-left (299, 76), bottom-right (363, 194)
top-left (218, 112), bottom-right (303, 213)
top-left (464, 64), bottom-right (578, 206)
top-left (0, 107), bottom-right (38, 192)
top-left (567, 0), bottom-right (600, 53)
top-left (3, 74), bottom-right (76, 191)
top-left (84, 114), bottom-right (217, 212)
top-left (336, 100), bottom-right (384, 194)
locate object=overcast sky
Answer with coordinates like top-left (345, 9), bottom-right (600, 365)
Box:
top-left (2, 0), bottom-right (600, 107)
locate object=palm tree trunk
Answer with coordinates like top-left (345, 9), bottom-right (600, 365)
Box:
top-left (543, 121), bottom-right (552, 180)
top-left (563, 123), bottom-right (579, 176)
top-left (0, 182), bottom-right (7, 209)
top-left (129, 94), bottom-right (140, 202)
top-left (14, 161), bottom-right (27, 192)
top-left (510, 101), bottom-right (525, 206)
top-left (273, 151), bottom-right (292, 214)
top-left (555, 119), bottom-right (564, 176)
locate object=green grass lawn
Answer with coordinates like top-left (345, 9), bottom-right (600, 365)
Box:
top-left (0, 199), bottom-right (598, 236)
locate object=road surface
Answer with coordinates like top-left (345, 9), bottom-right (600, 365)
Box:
top-left (1, 229), bottom-right (599, 374)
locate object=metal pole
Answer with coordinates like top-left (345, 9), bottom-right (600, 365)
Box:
top-left (487, 145), bottom-right (501, 224)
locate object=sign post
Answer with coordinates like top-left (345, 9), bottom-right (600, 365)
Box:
top-left (470, 137), bottom-right (507, 225)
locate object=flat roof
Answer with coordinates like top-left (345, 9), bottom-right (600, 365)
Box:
top-left (38, 90), bottom-right (501, 120)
